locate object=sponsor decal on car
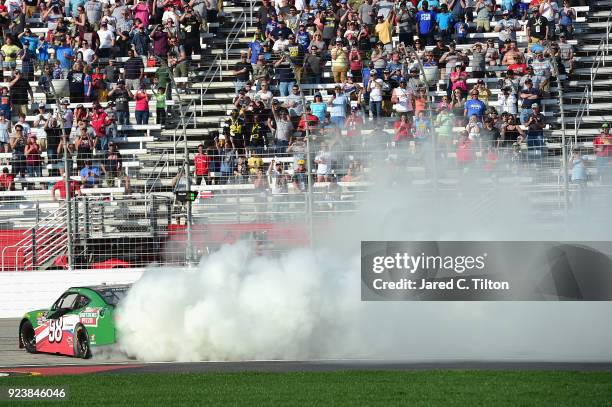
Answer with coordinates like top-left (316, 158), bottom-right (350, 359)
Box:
top-left (36, 311), bottom-right (48, 326)
top-left (79, 308), bottom-right (101, 327)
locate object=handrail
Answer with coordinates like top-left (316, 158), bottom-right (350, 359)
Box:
top-left (146, 150), bottom-right (170, 196)
top-left (198, 54), bottom-right (223, 115)
top-left (572, 7), bottom-right (612, 143)
top-left (1, 203), bottom-right (68, 271)
top-left (173, 99), bottom-right (197, 164)
top-left (225, 10), bottom-right (247, 69)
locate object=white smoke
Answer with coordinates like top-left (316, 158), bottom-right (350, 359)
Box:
top-left (116, 165), bottom-right (612, 362)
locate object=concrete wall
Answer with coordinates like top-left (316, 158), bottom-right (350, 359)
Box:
top-left (0, 269), bottom-right (143, 318)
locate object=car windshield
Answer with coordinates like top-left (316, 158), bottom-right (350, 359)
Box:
top-left (95, 286), bottom-right (131, 306)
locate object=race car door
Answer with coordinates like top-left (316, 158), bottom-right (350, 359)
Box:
top-left (35, 292), bottom-right (90, 356)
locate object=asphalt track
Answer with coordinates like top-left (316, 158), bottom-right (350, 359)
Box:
top-left (2, 318), bottom-right (612, 375)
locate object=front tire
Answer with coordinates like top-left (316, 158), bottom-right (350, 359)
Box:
top-left (74, 325), bottom-right (91, 359)
top-left (20, 320), bottom-right (37, 354)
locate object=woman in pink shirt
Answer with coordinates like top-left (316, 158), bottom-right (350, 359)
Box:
top-left (133, 0), bottom-right (150, 29)
top-left (135, 84), bottom-right (150, 125)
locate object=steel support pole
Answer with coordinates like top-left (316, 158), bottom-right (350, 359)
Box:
top-left (49, 80), bottom-right (74, 270)
top-left (285, 51), bottom-right (315, 248)
top-left (406, 45), bottom-right (438, 194)
top-left (552, 54), bottom-right (570, 217)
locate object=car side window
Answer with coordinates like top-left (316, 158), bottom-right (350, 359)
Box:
top-left (75, 295), bottom-right (90, 310)
top-left (57, 293), bottom-right (79, 310)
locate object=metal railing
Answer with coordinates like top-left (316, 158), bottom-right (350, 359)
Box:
top-left (573, 7), bottom-right (612, 142)
top-left (198, 54), bottom-right (224, 115)
top-left (172, 99), bottom-right (197, 165)
top-left (146, 150), bottom-right (171, 196)
top-left (225, 10), bottom-right (247, 69)
top-left (1, 203), bottom-right (68, 271)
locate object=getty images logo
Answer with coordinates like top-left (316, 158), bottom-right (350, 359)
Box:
top-left (371, 252), bottom-right (488, 274)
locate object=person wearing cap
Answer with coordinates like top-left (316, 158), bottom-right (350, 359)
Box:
top-left (464, 89), bottom-right (486, 122)
top-left (524, 102), bottom-right (545, 154)
top-left (273, 52), bottom-right (295, 97)
top-left (330, 40), bottom-right (349, 84)
top-left (108, 80), bottom-right (133, 125)
top-left (328, 85), bottom-right (349, 128)
top-left (375, 7), bottom-right (395, 52)
top-left (435, 4), bottom-right (453, 42)
top-left (526, 7), bottom-right (549, 45)
top-left (495, 9), bottom-right (521, 47)
top-left (415, 2), bottom-right (435, 45)
top-left (484, 39), bottom-right (500, 71)
top-left (234, 51), bottom-right (253, 94)
top-left (519, 78), bottom-right (541, 124)
top-left (558, 32), bottom-right (574, 73)
top-left (8, 70), bottom-right (33, 121)
top-left (531, 48), bottom-right (553, 92)
top-left (498, 86), bottom-right (518, 115)
top-left (96, 20), bottom-right (114, 59)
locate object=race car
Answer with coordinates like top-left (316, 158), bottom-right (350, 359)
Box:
top-left (18, 284), bottom-right (131, 358)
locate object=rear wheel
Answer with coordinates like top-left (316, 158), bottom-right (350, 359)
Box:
top-left (20, 320), bottom-right (36, 354)
top-left (74, 325), bottom-right (91, 359)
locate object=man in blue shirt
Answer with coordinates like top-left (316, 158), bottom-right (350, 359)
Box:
top-left (416, 1), bottom-right (437, 46)
top-left (328, 85), bottom-right (349, 128)
top-left (248, 39), bottom-right (263, 65)
top-left (54, 39), bottom-right (75, 72)
top-left (464, 90), bottom-right (486, 121)
top-left (435, 4), bottom-right (454, 42)
top-left (79, 161), bottom-right (101, 187)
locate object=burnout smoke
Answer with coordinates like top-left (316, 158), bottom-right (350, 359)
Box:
top-left (116, 158), bottom-right (612, 362)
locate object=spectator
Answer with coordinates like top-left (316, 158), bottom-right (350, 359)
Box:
top-left (134, 84), bottom-right (150, 125)
top-left (9, 70), bottom-right (33, 121)
top-left (0, 167), bottom-right (15, 191)
top-left (101, 142), bottom-right (123, 186)
top-left (464, 89), bottom-right (486, 122)
top-left (273, 53), bottom-right (295, 97)
top-left (303, 45), bottom-right (323, 84)
top-left (315, 142), bottom-right (331, 182)
top-left (193, 144), bottom-right (211, 186)
top-left (519, 78), bottom-right (541, 125)
top-left (124, 49), bottom-right (145, 91)
top-left (79, 160), bottom-right (102, 187)
top-left (9, 124), bottom-right (27, 178)
top-left (108, 80), bottom-right (133, 125)
top-left (328, 85), bottom-right (349, 128)
top-left (526, 8), bottom-right (549, 44)
top-left (375, 9), bottom-right (395, 52)
top-left (153, 87), bottom-right (167, 125)
top-left (25, 135), bottom-right (42, 179)
top-left (593, 123), bottom-right (612, 182)
top-left (75, 126), bottom-right (94, 167)
top-left (525, 103), bottom-right (545, 154)
top-left (416, 2), bottom-right (435, 46)
top-left (234, 51), bottom-right (253, 94)
top-left (52, 168), bottom-right (81, 201)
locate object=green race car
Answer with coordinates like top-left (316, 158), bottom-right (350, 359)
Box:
top-left (18, 284), bottom-right (131, 358)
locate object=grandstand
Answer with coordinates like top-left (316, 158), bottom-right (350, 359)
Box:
top-left (0, 0), bottom-right (610, 271)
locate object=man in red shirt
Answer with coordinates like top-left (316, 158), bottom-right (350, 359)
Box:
top-left (91, 104), bottom-right (109, 151)
top-left (193, 144), bottom-right (210, 186)
top-left (0, 167), bottom-right (14, 191)
top-left (297, 106), bottom-right (320, 136)
top-left (593, 123), bottom-right (612, 182)
top-left (51, 170), bottom-right (81, 201)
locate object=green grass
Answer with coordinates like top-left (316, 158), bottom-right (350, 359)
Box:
top-left (2, 370), bottom-right (612, 406)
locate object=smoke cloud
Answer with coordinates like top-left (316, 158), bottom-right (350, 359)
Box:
top-left (115, 156), bottom-right (612, 362)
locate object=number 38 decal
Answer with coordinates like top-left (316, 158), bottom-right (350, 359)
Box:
top-left (48, 318), bottom-right (63, 343)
